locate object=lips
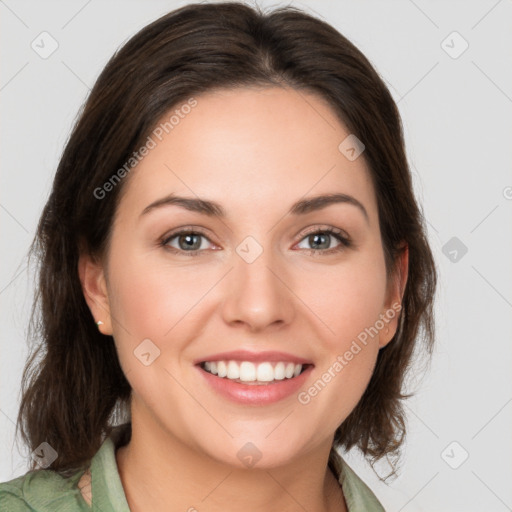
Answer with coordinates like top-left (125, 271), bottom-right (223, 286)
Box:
top-left (194, 349), bottom-right (313, 366)
top-left (195, 349), bottom-right (314, 405)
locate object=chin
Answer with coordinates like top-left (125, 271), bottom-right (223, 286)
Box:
top-left (200, 434), bottom-right (313, 471)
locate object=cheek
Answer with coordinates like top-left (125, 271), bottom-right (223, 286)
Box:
top-left (108, 250), bottom-right (207, 339)
top-left (106, 254), bottom-right (205, 402)
top-left (292, 249), bottom-right (386, 421)
top-left (298, 250), bottom-right (388, 349)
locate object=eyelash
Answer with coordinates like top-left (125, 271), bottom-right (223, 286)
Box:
top-left (160, 226), bottom-right (352, 257)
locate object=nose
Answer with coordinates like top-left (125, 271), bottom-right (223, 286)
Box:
top-left (221, 245), bottom-right (295, 333)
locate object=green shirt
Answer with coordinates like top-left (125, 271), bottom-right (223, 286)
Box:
top-left (0, 424), bottom-right (385, 511)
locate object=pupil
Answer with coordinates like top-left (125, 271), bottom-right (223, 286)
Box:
top-left (180, 234), bottom-right (200, 250)
top-left (311, 233), bottom-right (328, 250)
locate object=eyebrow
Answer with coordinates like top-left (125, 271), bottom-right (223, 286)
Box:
top-left (140, 192), bottom-right (369, 223)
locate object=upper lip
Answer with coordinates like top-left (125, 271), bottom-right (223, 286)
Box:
top-left (194, 350), bottom-right (313, 365)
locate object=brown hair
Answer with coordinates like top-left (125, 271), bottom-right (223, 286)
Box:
top-left (16, 1), bottom-right (436, 481)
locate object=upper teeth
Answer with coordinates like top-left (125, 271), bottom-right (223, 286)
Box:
top-left (203, 361), bottom-right (303, 382)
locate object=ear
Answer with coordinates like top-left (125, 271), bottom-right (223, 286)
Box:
top-left (379, 242), bottom-right (409, 349)
top-left (78, 252), bottom-right (113, 335)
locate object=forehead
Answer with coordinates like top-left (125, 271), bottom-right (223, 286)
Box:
top-left (116, 86), bottom-right (377, 225)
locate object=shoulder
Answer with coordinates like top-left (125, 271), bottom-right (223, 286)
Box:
top-left (0, 423), bottom-right (132, 511)
top-left (0, 466), bottom-right (88, 511)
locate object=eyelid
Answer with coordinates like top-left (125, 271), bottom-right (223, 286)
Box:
top-left (160, 225), bottom-right (216, 247)
top-left (297, 224), bottom-right (350, 242)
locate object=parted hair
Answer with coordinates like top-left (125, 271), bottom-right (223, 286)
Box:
top-left (16, 1), bottom-right (436, 481)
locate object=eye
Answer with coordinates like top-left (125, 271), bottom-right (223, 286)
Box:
top-left (160, 225), bottom-right (352, 257)
top-left (295, 226), bottom-right (351, 255)
top-left (161, 228), bottom-right (215, 256)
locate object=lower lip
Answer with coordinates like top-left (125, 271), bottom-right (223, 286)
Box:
top-left (197, 365), bottom-right (314, 405)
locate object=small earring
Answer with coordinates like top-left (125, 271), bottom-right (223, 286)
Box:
top-left (96, 320), bottom-right (104, 329)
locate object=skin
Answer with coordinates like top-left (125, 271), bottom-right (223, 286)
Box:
top-left (79, 86), bottom-right (408, 511)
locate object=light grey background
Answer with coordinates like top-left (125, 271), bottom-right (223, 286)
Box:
top-left (1, 1), bottom-right (511, 510)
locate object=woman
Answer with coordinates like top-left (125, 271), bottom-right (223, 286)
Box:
top-left (0, 2), bottom-right (436, 510)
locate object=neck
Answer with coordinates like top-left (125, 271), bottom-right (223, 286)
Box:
top-left (115, 408), bottom-right (347, 512)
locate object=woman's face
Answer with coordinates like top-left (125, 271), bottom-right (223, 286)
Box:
top-left (82, 86), bottom-right (405, 468)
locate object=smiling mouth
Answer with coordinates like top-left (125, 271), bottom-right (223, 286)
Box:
top-left (198, 360), bottom-right (312, 385)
